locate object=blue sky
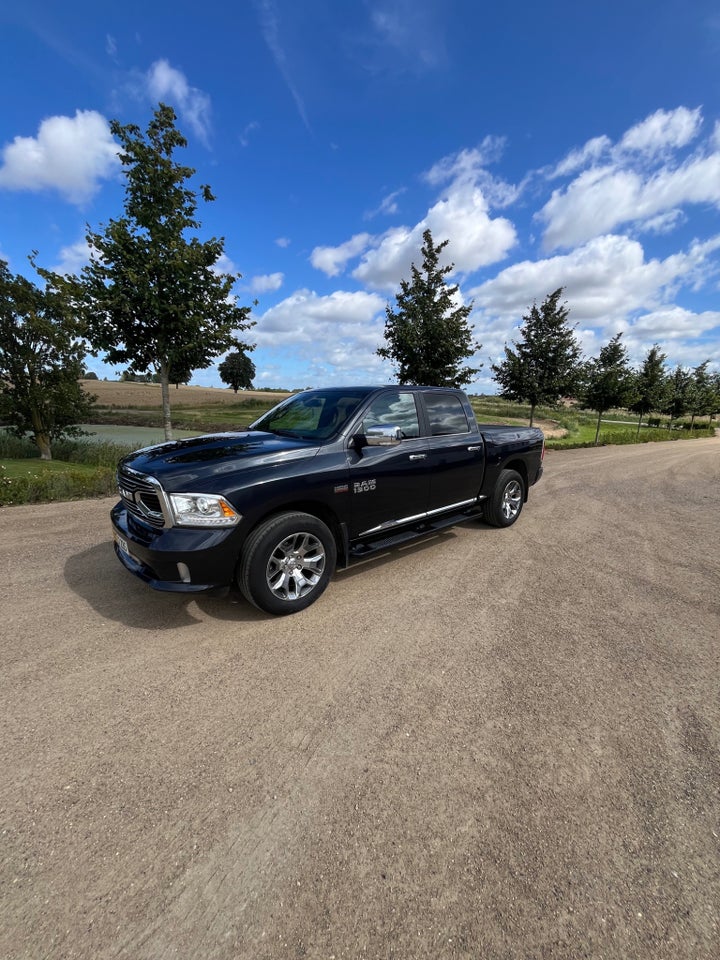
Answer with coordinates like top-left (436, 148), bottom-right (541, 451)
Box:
top-left (1, 0), bottom-right (719, 391)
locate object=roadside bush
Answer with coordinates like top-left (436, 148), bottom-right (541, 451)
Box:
top-left (0, 463), bottom-right (116, 506)
top-left (51, 438), bottom-right (134, 468)
top-left (546, 425), bottom-right (714, 450)
top-left (0, 432), bottom-right (39, 459)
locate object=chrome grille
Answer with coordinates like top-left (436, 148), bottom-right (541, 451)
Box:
top-left (117, 468), bottom-right (167, 528)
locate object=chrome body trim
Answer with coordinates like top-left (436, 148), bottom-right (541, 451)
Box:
top-left (358, 497), bottom-right (478, 538)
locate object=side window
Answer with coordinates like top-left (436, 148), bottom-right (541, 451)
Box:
top-left (360, 391), bottom-right (420, 439)
top-left (424, 393), bottom-right (470, 436)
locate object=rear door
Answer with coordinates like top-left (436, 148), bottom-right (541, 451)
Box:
top-left (420, 391), bottom-right (485, 511)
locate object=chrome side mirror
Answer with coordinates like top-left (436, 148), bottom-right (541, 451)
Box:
top-left (365, 425), bottom-right (403, 446)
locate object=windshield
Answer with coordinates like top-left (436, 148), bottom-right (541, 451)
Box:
top-left (250, 388), bottom-right (373, 441)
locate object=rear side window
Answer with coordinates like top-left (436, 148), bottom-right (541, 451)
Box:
top-left (424, 393), bottom-right (470, 436)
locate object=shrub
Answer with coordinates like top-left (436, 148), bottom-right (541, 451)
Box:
top-left (0, 463), bottom-right (116, 506)
top-left (0, 431), bottom-right (39, 459)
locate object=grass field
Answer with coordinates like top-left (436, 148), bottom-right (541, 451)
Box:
top-left (81, 380), bottom-right (290, 407)
top-left (81, 380), bottom-right (287, 431)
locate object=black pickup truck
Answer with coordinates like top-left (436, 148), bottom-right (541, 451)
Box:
top-left (111, 385), bottom-right (544, 614)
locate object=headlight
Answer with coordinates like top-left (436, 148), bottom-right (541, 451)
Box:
top-left (168, 493), bottom-right (241, 527)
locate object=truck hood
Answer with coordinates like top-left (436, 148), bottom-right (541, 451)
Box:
top-left (118, 431), bottom-right (320, 490)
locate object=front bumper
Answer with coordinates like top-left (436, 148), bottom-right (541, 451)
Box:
top-left (111, 502), bottom-right (241, 593)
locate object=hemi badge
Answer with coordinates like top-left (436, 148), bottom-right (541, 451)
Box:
top-left (334, 484), bottom-right (349, 494)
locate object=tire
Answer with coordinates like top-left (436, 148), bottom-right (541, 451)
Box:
top-left (483, 469), bottom-right (525, 528)
top-left (237, 512), bottom-right (336, 615)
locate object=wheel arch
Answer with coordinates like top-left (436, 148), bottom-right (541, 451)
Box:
top-left (501, 458), bottom-right (529, 500)
top-left (242, 499), bottom-right (348, 567)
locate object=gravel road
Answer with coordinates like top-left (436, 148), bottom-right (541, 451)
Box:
top-left (1, 438), bottom-right (719, 960)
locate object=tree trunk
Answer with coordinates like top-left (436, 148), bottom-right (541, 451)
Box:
top-left (30, 409), bottom-right (52, 460)
top-left (160, 360), bottom-right (173, 441)
top-left (594, 410), bottom-right (602, 445)
top-left (34, 432), bottom-right (52, 460)
top-left (529, 403), bottom-right (535, 427)
top-left (636, 413), bottom-right (643, 437)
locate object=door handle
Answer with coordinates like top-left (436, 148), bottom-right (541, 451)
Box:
top-left (409, 453), bottom-right (427, 460)
top-left (467, 445), bottom-right (482, 452)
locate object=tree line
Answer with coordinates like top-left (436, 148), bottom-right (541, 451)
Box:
top-left (1, 105), bottom-right (718, 460)
top-left (380, 235), bottom-right (720, 441)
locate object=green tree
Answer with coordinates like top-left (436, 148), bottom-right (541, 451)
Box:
top-left (0, 259), bottom-right (94, 460)
top-left (711, 373), bottom-right (720, 422)
top-left (582, 333), bottom-right (634, 445)
top-left (491, 288), bottom-right (583, 426)
top-left (662, 365), bottom-right (692, 427)
top-left (686, 360), bottom-right (716, 428)
top-left (629, 344), bottom-right (668, 436)
top-left (377, 229), bottom-right (481, 387)
top-left (218, 351), bottom-right (256, 392)
top-left (77, 104), bottom-right (253, 440)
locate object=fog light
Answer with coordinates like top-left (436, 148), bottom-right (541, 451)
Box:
top-left (177, 562), bottom-right (191, 583)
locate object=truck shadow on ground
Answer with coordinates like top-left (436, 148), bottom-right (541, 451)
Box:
top-left (64, 540), bottom-right (269, 629)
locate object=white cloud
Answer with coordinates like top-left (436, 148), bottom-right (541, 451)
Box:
top-left (424, 141), bottom-right (520, 208)
top-left (628, 306), bottom-right (720, 340)
top-left (550, 135), bottom-right (611, 178)
top-left (275, 236), bottom-right (291, 248)
top-left (424, 183), bottom-right (517, 272)
top-left (240, 121), bottom-right (260, 147)
top-left (539, 106), bottom-right (720, 250)
top-left (52, 238), bottom-right (93, 275)
top-left (309, 141), bottom-right (517, 291)
top-left (212, 253), bottom-right (239, 276)
top-left (539, 152), bottom-right (720, 250)
top-left (255, 288), bottom-right (386, 347)
top-left (249, 287), bottom-right (392, 386)
top-left (145, 60), bottom-right (212, 144)
top-left (253, 0), bottom-right (310, 129)
top-left (311, 233), bottom-right (373, 277)
top-left (0, 111), bottom-right (119, 204)
top-left (468, 233), bottom-right (720, 350)
top-left (364, 188), bottom-right (406, 220)
top-left (249, 272), bottom-right (284, 294)
top-left (352, 182), bottom-right (516, 290)
top-left (619, 107), bottom-right (702, 154)
top-left (636, 209), bottom-right (686, 235)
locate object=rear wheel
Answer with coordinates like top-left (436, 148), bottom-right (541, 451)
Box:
top-left (238, 512), bottom-right (336, 615)
top-left (484, 469), bottom-right (525, 527)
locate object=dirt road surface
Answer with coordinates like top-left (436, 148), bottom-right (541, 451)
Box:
top-left (2, 439), bottom-right (719, 960)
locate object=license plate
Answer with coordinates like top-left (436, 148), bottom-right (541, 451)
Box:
top-left (113, 531), bottom-right (130, 556)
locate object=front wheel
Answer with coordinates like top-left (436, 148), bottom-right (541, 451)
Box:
top-left (483, 469), bottom-right (525, 527)
top-left (237, 512), bottom-right (337, 615)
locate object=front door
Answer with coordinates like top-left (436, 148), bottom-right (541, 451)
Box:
top-left (346, 390), bottom-right (430, 538)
